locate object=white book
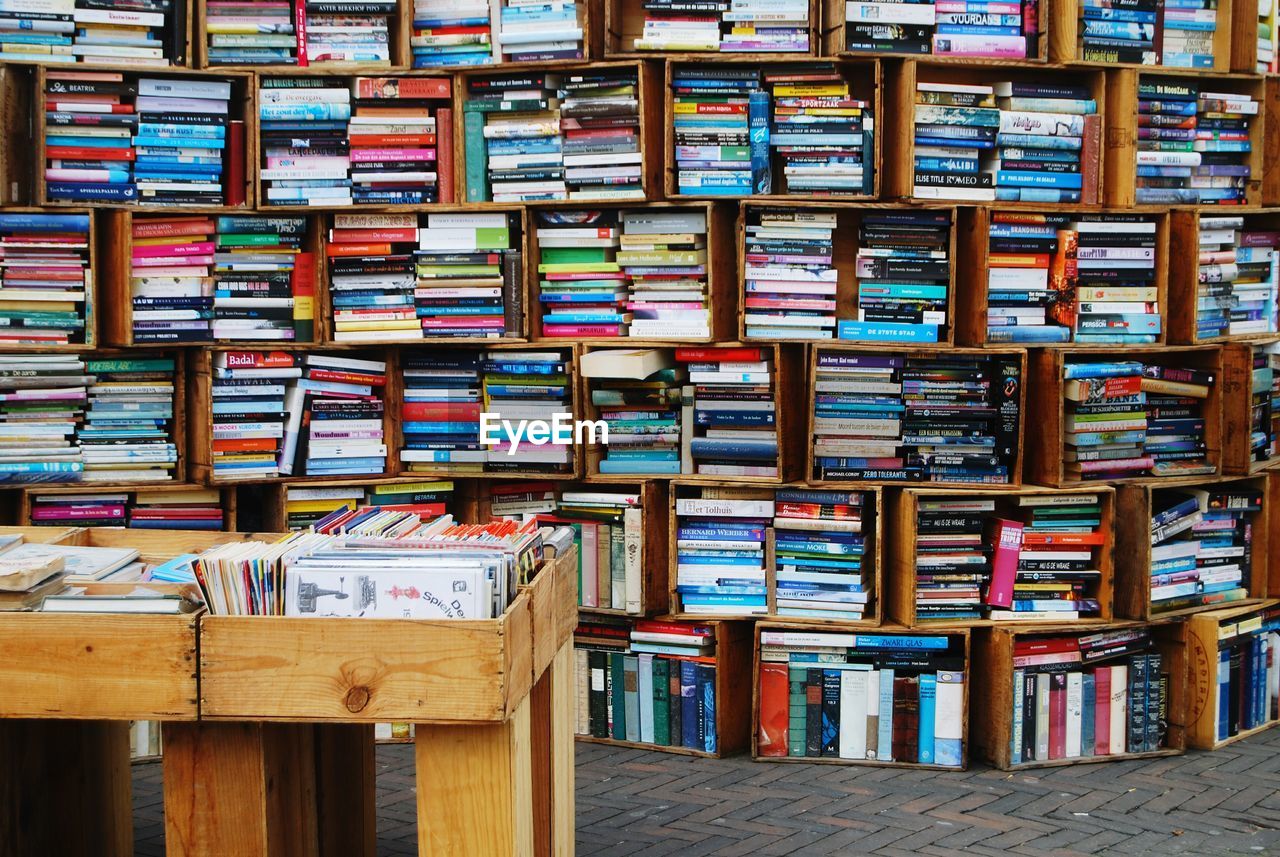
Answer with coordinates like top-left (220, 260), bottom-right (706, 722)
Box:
top-left (1109, 665), bottom-right (1127, 755)
top-left (865, 670), bottom-right (880, 759)
top-left (1065, 672), bottom-right (1083, 758)
top-left (638, 653), bottom-right (655, 744)
top-left (1035, 673), bottom-right (1051, 761)
top-left (840, 669), bottom-right (868, 760)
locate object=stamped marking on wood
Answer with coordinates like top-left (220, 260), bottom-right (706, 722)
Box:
top-left (1188, 630), bottom-right (1211, 722)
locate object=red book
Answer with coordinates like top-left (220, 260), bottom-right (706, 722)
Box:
top-left (633, 620), bottom-right (712, 636)
top-left (215, 351), bottom-right (298, 369)
top-left (347, 134), bottom-right (437, 147)
top-left (294, 0), bottom-right (308, 67)
top-left (368, 502), bottom-right (446, 517)
top-left (757, 662), bottom-right (790, 758)
top-left (131, 218), bottom-right (214, 239)
top-left (326, 242), bottom-right (393, 257)
top-left (1013, 637), bottom-right (1079, 657)
top-left (291, 251), bottom-right (315, 343)
top-left (354, 77), bottom-right (450, 100)
top-left (674, 347), bottom-right (764, 362)
top-left (402, 402), bottom-right (482, 421)
top-left (1094, 667), bottom-right (1111, 754)
top-left (47, 146), bottom-right (134, 161)
top-left (489, 480), bottom-right (557, 496)
top-left (985, 518), bottom-right (1023, 609)
top-left (1049, 672), bottom-right (1067, 760)
top-left (306, 369), bottom-right (386, 387)
top-left (1081, 114), bottom-right (1100, 205)
top-left (226, 120), bottom-right (246, 207)
top-left (436, 106), bottom-right (454, 203)
top-left (328, 227), bottom-right (417, 243)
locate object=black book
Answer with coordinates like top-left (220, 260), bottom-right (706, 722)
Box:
top-left (587, 650), bottom-right (608, 738)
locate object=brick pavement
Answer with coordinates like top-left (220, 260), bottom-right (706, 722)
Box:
top-left (132, 725), bottom-right (1280, 856)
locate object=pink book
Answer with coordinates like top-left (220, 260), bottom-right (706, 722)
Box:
top-left (1094, 667), bottom-right (1112, 755)
top-left (931, 35), bottom-right (1028, 57)
top-left (132, 242), bottom-right (215, 258)
top-left (542, 324), bottom-right (621, 337)
top-left (350, 149), bottom-right (436, 162)
top-left (985, 518), bottom-right (1023, 609)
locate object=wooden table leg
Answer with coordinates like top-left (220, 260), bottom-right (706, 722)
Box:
top-left (0, 719), bottom-right (131, 857)
top-left (313, 723), bottom-right (376, 857)
top-left (530, 643), bottom-right (576, 857)
top-left (416, 697), bottom-right (534, 857)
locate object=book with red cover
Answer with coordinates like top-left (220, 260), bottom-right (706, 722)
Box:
top-left (437, 106), bottom-right (454, 203)
top-left (757, 661), bottom-right (790, 757)
top-left (892, 676), bottom-right (919, 764)
top-left (1049, 672), bottom-right (1068, 759)
top-left (227, 120), bottom-right (246, 207)
top-left (985, 518), bottom-right (1023, 609)
top-left (674, 347), bottom-right (764, 362)
top-left (291, 251), bottom-right (316, 343)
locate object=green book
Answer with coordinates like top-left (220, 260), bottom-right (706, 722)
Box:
top-left (652, 659), bottom-right (670, 746)
top-left (610, 652), bottom-right (626, 740)
top-left (788, 664), bottom-right (808, 758)
top-left (541, 246), bottom-right (612, 264)
top-left (463, 109), bottom-right (489, 203)
top-left (609, 524), bottom-right (626, 611)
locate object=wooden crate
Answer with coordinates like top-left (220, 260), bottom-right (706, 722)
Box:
top-left (1050, 0), bottom-right (1234, 69)
top-left (470, 478), bottom-right (670, 618)
top-left (16, 484), bottom-right (237, 530)
top-left (1113, 474), bottom-right (1274, 621)
top-left (883, 59), bottom-right (1106, 205)
top-left (1183, 599), bottom-right (1280, 749)
top-left (955, 207), bottom-right (1171, 348)
top-left (198, 544), bottom-right (577, 722)
top-left (1025, 345), bottom-right (1224, 487)
top-left (0, 206), bottom-right (98, 351)
top-left (97, 210), bottom-right (324, 348)
top-left (1222, 342), bottom-right (1280, 474)
top-left (663, 57), bottom-right (879, 201)
top-left (0, 64), bottom-right (34, 207)
top-left (575, 618), bottom-right (754, 758)
top-left (884, 485), bottom-right (1117, 628)
top-left (454, 60), bottom-right (664, 205)
top-left (1231, 0), bottom-right (1271, 73)
top-left (527, 201), bottom-right (737, 344)
top-left (970, 620), bottom-right (1188, 770)
top-left (1104, 69), bottom-right (1264, 208)
top-left (808, 344), bottom-right (1028, 487)
top-left (738, 200), bottom-right (957, 345)
top-left (607, 0), bottom-right (819, 55)
top-left (186, 346), bottom-right (399, 486)
top-left (578, 343), bottom-right (802, 483)
top-left (1267, 78), bottom-right (1280, 205)
top-left (751, 622), bottom-right (971, 769)
top-left (254, 475), bottom-right (471, 532)
top-left (34, 67), bottom-right (255, 210)
top-left (826, 2), bottom-right (1049, 60)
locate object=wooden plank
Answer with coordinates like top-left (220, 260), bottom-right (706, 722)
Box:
top-left (314, 724), bottom-right (376, 857)
top-left (530, 643), bottom-right (575, 857)
top-left (1103, 68), bottom-right (1138, 208)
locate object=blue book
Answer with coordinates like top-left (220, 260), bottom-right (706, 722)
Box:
top-left (917, 673), bottom-right (937, 764)
top-left (996, 170), bottom-right (1083, 189)
top-left (748, 89), bottom-right (771, 194)
top-left (1011, 668), bottom-right (1024, 764)
top-left (1081, 674), bottom-right (1095, 758)
top-left (47, 182), bottom-right (137, 201)
top-left (877, 668), bottom-right (895, 760)
top-left (837, 321), bottom-right (940, 343)
top-left (681, 661), bottom-right (699, 750)
top-left (0, 213), bottom-right (90, 231)
top-left (599, 460), bottom-right (680, 474)
top-left (1217, 647), bottom-right (1230, 741)
top-left (855, 635), bottom-right (949, 651)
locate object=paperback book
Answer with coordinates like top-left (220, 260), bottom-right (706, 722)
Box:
top-left (0, 212), bottom-right (90, 346)
top-left (1148, 482), bottom-right (1262, 611)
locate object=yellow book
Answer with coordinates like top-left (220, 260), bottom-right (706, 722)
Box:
top-left (333, 319), bottom-right (420, 331)
top-left (285, 499), bottom-right (353, 514)
top-left (132, 488), bottom-right (222, 505)
top-left (371, 480), bottom-right (454, 494)
top-left (772, 84), bottom-right (851, 97)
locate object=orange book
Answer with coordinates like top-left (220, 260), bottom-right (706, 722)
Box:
top-left (325, 242), bottom-right (393, 257)
top-left (757, 661), bottom-right (790, 757)
top-left (347, 133), bottom-right (438, 147)
top-left (132, 218), bottom-right (216, 239)
top-left (212, 438), bottom-right (279, 453)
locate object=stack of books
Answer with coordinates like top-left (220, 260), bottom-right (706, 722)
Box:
top-left (210, 350), bottom-right (298, 479)
top-left (1078, 0), bottom-right (1159, 64)
top-left (756, 629), bottom-right (966, 765)
top-left (283, 480), bottom-right (455, 530)
top-left (44, 70), bottom-right (138, 203)
top-left (841, 210), bottom-right (951, 344)
top-left (527, 488), bottom-right (643, 611)
top-left (498, 0), bottom-right (584, 62)
top-left (619, 208), bottom-right (711, 339)
top-left (534, 209), bottom-right (628, 338)
top-left (1210, 605), bottom-right (1280, 743)
top-left (288, 354), bottom-right (388, 477)
top-left (79, 356), bottom-right (178, 482)
top-left (575, 616), bottom-right (720, 753)
top-left (129, 216), bottom-right (216, 343)
top-left (581, 349), bottom-right (685, 476)
top-left (0, 356), bottom-right (90, 483)
top-left (1260, 0), bottom-right (1278, 72)
top-left (764, 64), bottom-right (872, 196)
top-left (480, 350), bottom-right (574, 474)
top-left (0, 212), bottom-right (90, 347)
top-left (1008, 628), bottom-right (1169, 765)
top-left (634, 0), bottom-right (809, 51)
top-left (671, 66), bottom-right (764, 197)
top-left (843, 0), bottom-right (1037, 57)
top-left (303, 0), bottom-right (394, 64)
top-left (399, 349), bottom-right (485, 474)
top-left (986, 213), bottom-right (1160, 345)
top-left (913, 495), bottom-right (989, 621)
top-left (30, 492), bottom-right (130, 526)
top-left (1061, 359), bottom-right (1216, 481)
top-left (212, 215), bottom-right (311, 343)
top-left (1150, 484), bottom-right (1260, 611)
top-left (1247, 344), bottom-right (1280, 466)
top-left (742, 207), bottom-right (839, 340)
top-left (133, 77), bottom-right (232, 205)
top-left (205, 1), bottom-right (298, 65)
top-left (29, 489), bottom-right (221, 529)
top-left (773, 488), bottom-right (873, 622)
top-left (410, 0), bottom-right (493, 67)
top-left (464, 71), bottom-right (565, 202)
top-left (1189, 83), bottom-right (1255, 204)
top-left (348, 76), bottom-right (451, 205)
top-left (560, 69), bottom-right (643, 201)
top-left (673, 487), bottom-right (770, 615)
top-left (913, 80), bottom-right (1099, 203)
top-left (258, 76), bottom-right (352, 207)
top-left (1196, 216), bottom-right (1280, 339)
top-left (676, 346), bottom-right (779, 478)
top-left (0, 0), bottom-right (178, 65)
top-left (1162, 0), bottom-right (1218, 68)
top-left (812, 351), bottom-right (1022, 483)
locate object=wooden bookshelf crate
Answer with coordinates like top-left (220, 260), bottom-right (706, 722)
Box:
top-left (0, 64), bottom-right (35, 207)
top-left (1025, 345), bottom-right (1225, 487)
top-left (16, 484), bottom-right (237, 531)
top-left (663, 57), bottom-right (879, 201)
top-left (470, 478), bottom-right (670, 617)
top-left (807, 344), bottom-right (1028, 487)
top-left (454, 60), bottom-right (664, 206)
top-left (737, 200), bottom-right (958, 346)
top-left (1114, 474), bottom-right (1275, 621)
top-left (252, 475), bottom-right (472, 532)
top-left (607, 0), bottom-right (820, 56)
top-left (1184, 599), bottom-right (1280, 749)
top-left (578, 343), bottom-right (803, 483)
top-left (883, 59), bottom-right (1106, 205)
top-left (1222, 342), bottom-right (1280, 474)
top-left (1167, 210), bottom-right (1280, 345)
top-left (317, 204), bottom-right (531, 345)
top-left (575, 618), bottom-right (753, 757)
top-left (825, 2), bottom-right (1049, 60)
top-left (751, 622), bottom-right (971, 769)
top-left (884, 485), bottom-right (1117, 628)
top-left (1231, 0), bottom-right (1270, 73)
top-left (97, 210), bottom-right (324, 348)
top-left (527, 201), bottom-right (736, 344)
top-left (1050, 0), bottom-right (1233, 69)
top-left (33, 67), bottom-right (255, 210)
top-left (0, 206), bottom-right (98, 351)
top-left (970, 620), bottom-right (1187, 770)
top-left (1104, 69), bottom-right (1264, 209)
top-left (955, 207), bottom-right (1171, 348)
top-left (186, 346), bottom-right (399, 486)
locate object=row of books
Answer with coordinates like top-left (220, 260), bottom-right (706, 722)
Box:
top-left (413, 0), bottom-right (586, 66)
top-left (912, 79), bottom-right (1100, 204)
top-left (1150, 484), bottom-right (1260, 612)
top-left (0, 212), bottom-right (90, 346)
top-left (206, 0), bottom-right (395, 66)
top-left (1249, 344), bottom-right (1280, 466)
top-left (259, 75), bottom-right (453, 206)
top-left (756, 629), bottom-right (965, 765)
top-left (210, 350), bottom-right (387, 480)
top-left (913, 492), bottom-right (1105, 623)
top-left (985, 213), bottom-right (1161, 345)
top-left (282, 479), bottom-right (456, 529)
top-left (843, 0), bottom-right (1038, 58)
top-left (1008, 627), bottom-right (1169, 765)
top-left (28, 488), bottom-right (224, 529)
top-left (0, 0), bottom-right (182, 66)
top-left (1212, 605), bottom-right (1280, 742)
top-left (575, 617), bottom-right (720, 753)
top-left (1060, 358), bottom-right (1215, 481)
top-left (671, 64), bottom-right (872, 197)
top-left (463, 69), bottom-right (643, 203)
top-left (1135, 78), bottom-right (1257, 206)
top-left (44, 70), bottom-right (242, 205)
top-left (1196, 216), bottom-right (1280, 340)
top-left (1077, 0), bottom-right (1217, 67)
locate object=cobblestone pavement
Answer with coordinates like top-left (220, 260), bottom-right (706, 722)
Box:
top-left (133, 726), bottom-right (1280, 856)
